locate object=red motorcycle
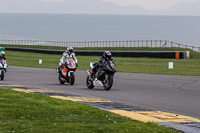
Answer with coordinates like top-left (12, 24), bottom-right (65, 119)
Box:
top-left (58, 59), bottom-right (76, 85)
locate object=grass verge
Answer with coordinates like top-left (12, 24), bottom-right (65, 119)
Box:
top-left (1, 44), bottom-right (200, 59)
top-left (0, 88), bottom-right (179, 133)
top-left (6, 50), bottom-right (200, 76)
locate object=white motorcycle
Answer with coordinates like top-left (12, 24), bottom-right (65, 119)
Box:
top-left (0, 59), bottom-right (8, 81)
top-left (58, 58), bottom-right (77, 85)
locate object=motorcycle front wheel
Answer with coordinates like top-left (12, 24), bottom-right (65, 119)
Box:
top-left (69, 72), bottom-right (75, 85)
top-left (0, 70), bottom-right (4, 81)
top-left (103, 75), bottom-right (113, 90)
top-left (86, 76), bottom-right (94, 89)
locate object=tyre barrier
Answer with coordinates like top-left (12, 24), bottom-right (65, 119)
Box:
top-left (5, 47), bottom-right (189, 59)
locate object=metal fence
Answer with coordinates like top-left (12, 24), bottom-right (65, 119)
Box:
top-left (0, 40), bottom-right (199, 52)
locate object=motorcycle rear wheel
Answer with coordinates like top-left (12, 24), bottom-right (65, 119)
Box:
top-left (104, 75), bottom-right (113, 90)
top-left (86, 76), bottom-right (94, 89)
top-left (58, 74), bottom-right (64, 84)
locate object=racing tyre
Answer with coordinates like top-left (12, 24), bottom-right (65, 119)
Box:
top-left (86, 76), bottom-right (94, 89)
top-left (69, 72), bottom-right (75, 85)
top-left (0, 70), bottom-right (4, 81)
top-left (58, 74), bottom-right (64, 84)
top-left (104, 75), bottom-right (113, 90)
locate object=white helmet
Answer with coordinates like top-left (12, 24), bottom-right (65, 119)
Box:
top-left (0, 51), bottom-right (5, 57)
top-left (67, 46), bottom-right (73, 54)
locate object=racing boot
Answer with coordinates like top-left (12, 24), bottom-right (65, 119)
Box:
top-left (57, 66), bottom-right (62, 74)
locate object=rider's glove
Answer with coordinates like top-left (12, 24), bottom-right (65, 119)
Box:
top-left (100, 63), bottom-right (106, 67)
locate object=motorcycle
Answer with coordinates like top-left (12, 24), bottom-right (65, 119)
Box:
top-left (58, 58), bottom-right (76, 85)
top-left (0, 59), bottom-right (8, 81)
top-left (86, 60), bottom-right (116, 90)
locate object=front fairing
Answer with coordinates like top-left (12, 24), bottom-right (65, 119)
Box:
top-left (0, 60), bottom-right (7, 69)
top-left (65, 58), bottom-right (76, 70)
top-left (67, 63), bottom-right (76, 70)
top-left (102, 60), bottom-right (116, 73)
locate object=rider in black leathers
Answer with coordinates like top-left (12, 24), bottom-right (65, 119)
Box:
top-left (90, 51), bottom-right (115, 78)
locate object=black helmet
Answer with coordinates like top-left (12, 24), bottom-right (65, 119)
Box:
top-left (103, 51), bottom-right (111, 59)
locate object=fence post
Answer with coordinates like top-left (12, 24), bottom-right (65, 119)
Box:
top-left (134, 40), bottom-right (135, 47)
top-left (129, 40), bottom-right (132, 47)
top-left (160, 40), bottom-right (162, 47)
top-left (66, 41), bottom-right (69, 47)
top-left (145, 40), bottom-right (147, 47)
top-left (165, 40), bottom-right (167, 47)
top-left (185, 44), bottom-right (187, 48)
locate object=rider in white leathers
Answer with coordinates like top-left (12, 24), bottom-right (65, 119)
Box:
top-left (57, 46), bottom-right (78, 73)
top-left (0, 51), bottom-right (8, 72)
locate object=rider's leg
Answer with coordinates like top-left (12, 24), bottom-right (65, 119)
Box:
top-left (90, 66), bottom-right (96, 78)
top-left (57, 65), bottom-right (62, 73)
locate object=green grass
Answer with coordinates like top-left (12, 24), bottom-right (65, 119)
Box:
top-left (0, 88), bottom-right (179, 133)
top-left (6, 50), bottom-right (200, 76)
top-left (1, 44), bottom-right (200, 59)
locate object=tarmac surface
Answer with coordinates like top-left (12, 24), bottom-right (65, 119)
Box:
top-left (1, 66), bottom-right (200, 132)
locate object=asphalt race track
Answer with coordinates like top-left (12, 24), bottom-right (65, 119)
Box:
top-left (2, 66), bottom-right (200, 119)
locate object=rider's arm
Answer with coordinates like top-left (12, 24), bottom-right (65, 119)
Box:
top-left (59, 53), bottom-right (66, 65)
top-left (98, 58), bottom-right (106, 67)
top-left (72, 53), bottom-right (78, 64)
top-left (110, 57), bottom-right (115, 65)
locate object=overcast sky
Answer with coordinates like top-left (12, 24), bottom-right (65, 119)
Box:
top-left (0, 0), bottom-right (200, 16)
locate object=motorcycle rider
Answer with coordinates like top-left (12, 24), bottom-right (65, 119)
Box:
top-left (90, 51), bottom-right (114, 78)
top-left (0, 51), bottom-right (8, 72)
top-left (0, 51), bottom-right (6, 60)
top-left (57, 46), bottom-right (78, 73)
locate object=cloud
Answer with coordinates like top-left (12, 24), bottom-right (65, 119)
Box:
top-left (0, 0), bottom-right (200, 16)
top-left (101, 0), bottom-right (200, 10)
top-left (41, 0), bottom-right (64, 2)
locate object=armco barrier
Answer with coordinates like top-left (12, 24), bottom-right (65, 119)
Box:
top-left (5, 47), bottom-right (189, 59)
